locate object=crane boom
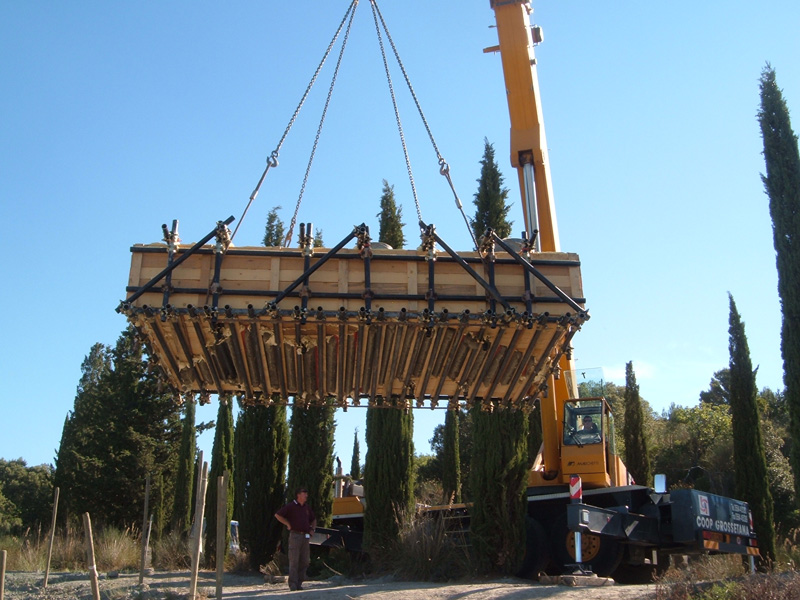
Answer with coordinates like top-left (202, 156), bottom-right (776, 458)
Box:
top-left (489, 0), bottom-right (559, 253)
top-left (490, 0), bottom-right (579, 484)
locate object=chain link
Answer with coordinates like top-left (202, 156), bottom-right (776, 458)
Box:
top-left (369, 0), bottom-right (422, 226)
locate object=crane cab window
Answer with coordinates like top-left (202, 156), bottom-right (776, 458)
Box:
top-left (563, 400), bottom-right (604, 446)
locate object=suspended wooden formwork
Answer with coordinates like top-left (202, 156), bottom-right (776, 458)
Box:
top-left (119, 220), bottom-right (587, 410)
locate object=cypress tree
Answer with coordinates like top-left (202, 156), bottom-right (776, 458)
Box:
top-left (171, 395), bottom-right (196, 535)
top-left (350, 430), bottom-right (361, 480)
top-left (442, 409), bottom-right (461, 503)
top-left (470, 406), bottom-right (529, 574)
top-left (622, 362), bottom-right (652, 486)
top-left (363, 398), bottom-right (415, 551)
top-left (467, 138), bottom-right (526, 574)
top-left (758, 65), bottom-right (800, 503)
top-left (263, 206), bottom-right (285, 247)
top-left (362, 188), bottom-right (415, 551)
top-left (376, 180), bottom-right (405, 249)
top-left (728, 294), bottom-right (777, 563)
top-left (286, 402), bottom-right (336, 527)
top-left (429, 409), bottom-right (474, 500)
top-left (234, 402), bottom-right (289, 568)
top-left (471, 138), bottom-right (513, 241)
top-left (205, 395), bottom-right (235, 566)
top-left (526, 404), bottom-right (543, 471)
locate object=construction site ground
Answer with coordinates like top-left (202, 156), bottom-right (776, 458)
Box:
top-left (2, 570), bottom-right (656, 599)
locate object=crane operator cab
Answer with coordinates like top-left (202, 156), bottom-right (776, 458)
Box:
top-left (563, 399), bottom-right (605, 446)
top-left (560, 397), bottom-right (620, 488)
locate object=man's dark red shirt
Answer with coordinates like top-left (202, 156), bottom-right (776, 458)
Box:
top-left (276, 500), bottom-right (316, 534)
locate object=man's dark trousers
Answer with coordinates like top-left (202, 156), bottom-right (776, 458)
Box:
top-left (288, 531), bottom-right (310, 591)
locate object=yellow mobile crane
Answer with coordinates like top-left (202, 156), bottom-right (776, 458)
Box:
top-left (487, 0), bottom-right (759, 578)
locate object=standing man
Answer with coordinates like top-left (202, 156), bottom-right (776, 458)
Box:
top-left (275, 488), bottom-right (316, 591)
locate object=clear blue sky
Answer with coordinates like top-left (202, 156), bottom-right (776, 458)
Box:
top-left (2, 1), bottom-right (798, 469)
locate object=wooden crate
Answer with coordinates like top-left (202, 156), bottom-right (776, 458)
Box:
top-left (121, 242), bottom-right (587, 409)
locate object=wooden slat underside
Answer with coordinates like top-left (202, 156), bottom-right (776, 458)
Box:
top-left (122, 244), bottom-right (587, 409)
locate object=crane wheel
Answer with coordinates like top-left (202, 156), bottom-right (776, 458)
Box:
top-left (548, 514), bottom-right (623, 577)
top-left (517, 517), bottom-right (550, 579)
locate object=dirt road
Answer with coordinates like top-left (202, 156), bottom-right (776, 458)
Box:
top-left (3, 570), bottom-right (657, 599)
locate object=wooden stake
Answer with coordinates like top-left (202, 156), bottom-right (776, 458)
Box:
top-left (138, 474), bottom-right (151, 585)
top-left (190, 452), bottom-right (204, 543)
top-left (82, 513), bottom-right (101, 600)
top-left (189, 460), bottom-right (208, 600)
top-left (142, 515), bottom-right (153, 575)
top-left (43, 487), bottom-right (59, 588)
top-left (215, 472), bottom-right (229, 600)
top-left (1, 549), bottom-right (7, 600)
top-left (188, 452), bottom-right (204, 566)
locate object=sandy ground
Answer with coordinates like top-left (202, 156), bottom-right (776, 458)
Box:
top-left (2, 570), bottom-right (657, 599)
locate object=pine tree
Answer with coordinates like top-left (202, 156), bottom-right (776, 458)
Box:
top-left (54, 328), bottom-right (181, 528)
top-left (286, 403), bottom-right (336, 527)
top-left (377, 180), bottom-right (405, 249)
top-left (622, 362), bottom-right (652, 486)
top-left (350, 430), bottom-right (361, 480)
top-left (758, 65), bottom-right (800, 503)
top-left (205, 395), bottom-right (235, 566)
top-left (699, 370), bottom-right (732, 406)
top-left (54, 343), bottom-right (110, 521)
top-left (233, 402), bottom-right (289, 568)
top-left (470, 407), bottom-right (528, 574)
top-left (263, 206), bottom-right (285, 247)
top-left (171, 396), bottom-right (196, 535)
top-left (363, 397), bottom-right (415, 551)
top-left (313, 229), bottom-right (324, 248)
top-left (471, 138), bottom-right (513, 241)
top-left (442, 409), bottom-right (461, 503)
top-left (728, 294), bottom-right (776, 563)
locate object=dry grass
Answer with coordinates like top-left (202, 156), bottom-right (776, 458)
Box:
top-left (775, 527), bottom-right (800, 571)
top-left (1, 526), bottom-right (181, 573)
top-left (387, 511), bottom-right (474, 581)
top-left (225, 548), bottom-right (251, 573)
top-left (654, 553), bottom-right (800, 600)
top-left (152, 530), bottom-right (191, 570)
top-left (94, 527), bottom-right (141, 571)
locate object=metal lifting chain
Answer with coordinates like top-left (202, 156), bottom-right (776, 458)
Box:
top-left (370, 0), bottom-right (478, 249)
top-left (283, 2), bottom-right (359, 247)
top-left (230, 0), bottom-right (360, 243)
top-left (369, 0), bottom-right (421, 226)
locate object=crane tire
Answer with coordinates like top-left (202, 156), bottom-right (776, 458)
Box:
top-left (517, 517), bottom-right (550, 579)
top-left (548, 514), bottom-right (623, 577)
